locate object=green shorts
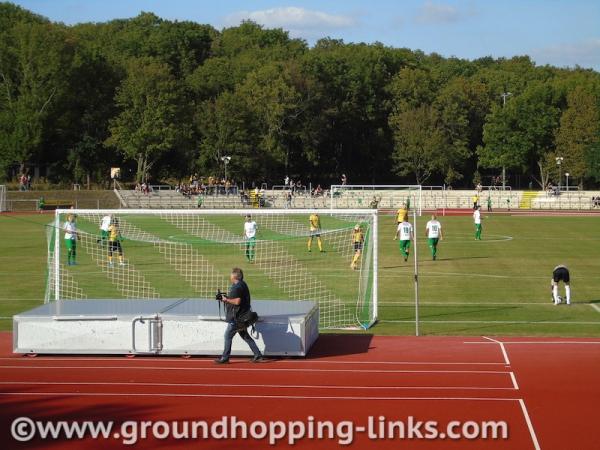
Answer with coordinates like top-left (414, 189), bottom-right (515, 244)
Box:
top-left (428, 237), bottom-right (439, 247)
top-left (65, 238), bottom-right (76, 251)
top-left (101, 230), bottom-right (109, 239)
top-left (246, 237), bottom-right (256, 247)
top-left (400, 239), bottom-right (411, 251)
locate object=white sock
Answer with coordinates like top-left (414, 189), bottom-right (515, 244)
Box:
top-left (553, 285), bottom-right (560, 304)
top-left (565, 285), bottom-right (571, 304)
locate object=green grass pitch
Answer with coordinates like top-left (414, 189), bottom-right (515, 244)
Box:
top-left (1, 212), bottom-right (599, 336)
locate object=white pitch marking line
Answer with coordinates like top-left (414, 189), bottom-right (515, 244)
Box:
top-left (590, 304), bottom-right (600, 313)
top-left (0, 381), bottom-right (517, 391)
top-left (509, 372), bottom-right (519, 390)
top-left (0, 365), bottom-right (512, 375)
top-left (382, 320), bottom-right (600, 325)
top-left (519, 399), bottom-right (542, 450)
top-left (482, 337), bottom-right (511, 366)
top-left (0, 391), bottom-right (522, 402)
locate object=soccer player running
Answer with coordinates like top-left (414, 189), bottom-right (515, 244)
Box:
top-left (425, 214), bottom-right (443, 260)
top-left (551, 265), bottom-right (571, 305)
top-left (63, 214), bottom-right (79, 266)
top-left (243, 215), bottom-right (258, 263)
top-left (307, 212), bottom-right (324, 252)
top-left (473, 206), bottom-right (482, 240)
top-left (350, 224), bottom-right (364, 270)
top-left (394, 219), bottom-right (413, 262)
top-left (107, 218), bottom-right (125, 267)
top-left (396, 202), bottom-right (408, 225)
top-left (97, 213), bottom-right (111, 244)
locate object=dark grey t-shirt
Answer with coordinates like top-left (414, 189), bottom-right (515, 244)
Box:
top-left (226, 280), bottom-right (251, 321)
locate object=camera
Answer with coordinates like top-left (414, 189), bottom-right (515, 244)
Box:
top-left (215, 289), bottom-right (225, 301)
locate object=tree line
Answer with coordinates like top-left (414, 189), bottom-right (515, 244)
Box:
top-left (1, 3), bottom-right (599, 189)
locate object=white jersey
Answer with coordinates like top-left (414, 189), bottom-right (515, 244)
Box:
top-left (426, 220), bottom-right (442, 238)
top-left (473, 210), bottom-right (481, 224)
top-left (397, 222), bottom-right (413, 241)
top-left (244, 221), bottom-right (258, 239)
top-left (100, 215), bottom-right (112, 231)
top-left (64, 221), bottom-right (77, 240)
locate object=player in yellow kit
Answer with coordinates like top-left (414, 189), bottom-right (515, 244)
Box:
top-left (350, 224), bottom-right (364, 270)
top-left (307, 213), bottom-right (324, 252)
top-left (396, 199), bottom-right (410, 224)
top-left (107, 218), bottom-right (125, 267)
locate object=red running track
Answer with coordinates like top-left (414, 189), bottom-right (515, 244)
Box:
top-left (0, 332), bottom-right (598, 449)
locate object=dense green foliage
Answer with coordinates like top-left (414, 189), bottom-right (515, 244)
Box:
top-left (1, 3), bottom-right (600, 187)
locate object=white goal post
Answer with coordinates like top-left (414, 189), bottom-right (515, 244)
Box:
top-left (0, 185), bottom-right (6, 212)
top-left (46, 208), bottom-right (379, 330)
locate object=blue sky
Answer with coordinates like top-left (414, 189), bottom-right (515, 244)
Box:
top-left (11, 0), bottom-right (600, 70)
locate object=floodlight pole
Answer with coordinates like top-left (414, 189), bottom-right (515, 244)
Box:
top-left (565, 173), bottom-right (570, 192)
top-left (501, 92), bottom-right (512, 191)
top-left (555, 157), bottom-right (563, 191)
top-left (221, 156), bottom-right (231, 181)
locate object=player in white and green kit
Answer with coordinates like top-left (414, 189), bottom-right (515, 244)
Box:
top-left (63, 214), bottom-right (79, 266)
top-left (243, 215), bottom-right (258, 262)
top-left (98, 214), bottom-right (111, 243)
top-left (473, 206), bottom-right (482, 240)
top-left (425, 215), bottom-right (443, 261)
top-left (394, 220), bottom-right (413, 262)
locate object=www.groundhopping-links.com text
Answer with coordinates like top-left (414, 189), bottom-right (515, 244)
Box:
top-left (11, 415), bottom-right (509, 445)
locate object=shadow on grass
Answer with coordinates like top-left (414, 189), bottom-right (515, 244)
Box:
top-left (419, 306), bottom-right (521, 320)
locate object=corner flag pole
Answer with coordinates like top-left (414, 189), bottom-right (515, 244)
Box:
top-left (413, 198), bottom-right (420, 336)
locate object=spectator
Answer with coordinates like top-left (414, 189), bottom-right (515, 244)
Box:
top-left (341, 174), bottom-right (347, 186)
top-left (286, 190), bottom-right (293, 208)
top-left (19, 174), bottom-right (27, 191)
top-left (240, 191), bottom-right (249, 207)
top-left (369, 196), bottom-right (380, 209)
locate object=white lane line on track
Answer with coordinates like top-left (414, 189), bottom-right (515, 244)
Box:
top-left (0, 381), bottom-right (517, 391)
top-left (519, 399), bottom-right (542, 450)
top-left (0, 365), bottom-right (511, 374)
top-left (482, 337), bottom-right (511, 366)
top-left (464, 341), bottom-right (600, 345)
top-left (0, 357), bottom-right (507, 365)
top-left (0, 391), bottom-right (522, 401)
top-left (509, 372), bottom-right (519, 390)
top-left (590, 304), bottom-right (600, 313)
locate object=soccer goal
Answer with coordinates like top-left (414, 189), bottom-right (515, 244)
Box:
top-left (330, 185), bottom-right (422, 215)
top-left (0, 185), bottom-right (6, 212)
top-left (45, 208), bottom-right (378, 329)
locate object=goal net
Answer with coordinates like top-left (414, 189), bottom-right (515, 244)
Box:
top-left (45, 209), bottom-right (378, 329)
top-left (330, 185), bottom-right (422, 215)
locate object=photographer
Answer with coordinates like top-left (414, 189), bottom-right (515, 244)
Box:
top-left (215, 268), bottom-right (263, 364)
